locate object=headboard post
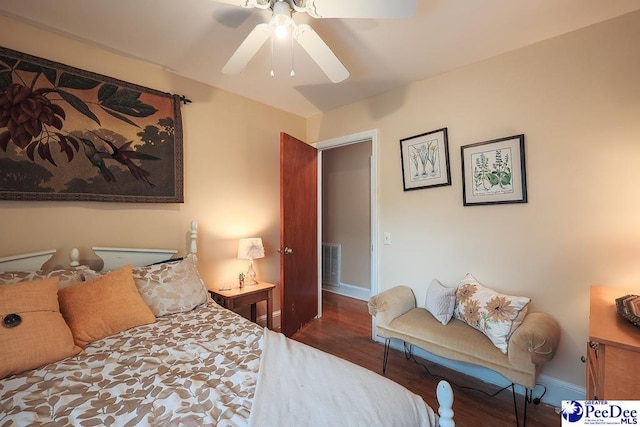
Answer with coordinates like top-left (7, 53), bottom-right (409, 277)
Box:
top-left (189, 220), bottom-right (198, 255)
top-left (69, 248), bottom-right (80, 268)
top-left (437, 380), bottom-right (455, 427)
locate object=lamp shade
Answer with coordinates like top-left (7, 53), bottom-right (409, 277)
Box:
top-left (237, 238), bottom-right (265, 260)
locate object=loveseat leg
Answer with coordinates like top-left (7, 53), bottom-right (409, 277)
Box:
top-left (382, 338), bottom-right (391, 374)
top-left (511, 384), bottom-right (530, 427)
top-left (523, 388), bottom-right (531, 427)
top-left (403, 342), bottom-right (413, 360)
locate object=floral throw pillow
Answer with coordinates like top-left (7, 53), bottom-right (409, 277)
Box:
top-left (453, 274), bottom-right (530, 353)
top-left (131, 254), bottom-right (209, 317)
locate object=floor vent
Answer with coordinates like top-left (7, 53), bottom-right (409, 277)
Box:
top-left (322, 243), bottom-right (341, 287)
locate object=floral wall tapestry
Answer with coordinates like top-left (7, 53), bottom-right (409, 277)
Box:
top-left (0, 46), bottom-right (183, 203)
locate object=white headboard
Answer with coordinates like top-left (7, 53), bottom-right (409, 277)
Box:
top-left (90, 247), bottom-right (178, 271)
top-left (74, 220), bottom-right (198, 271)
top-left (0, 250), bottom-right (56, 271)
top-left (0, 221), bottom-right (198, 272)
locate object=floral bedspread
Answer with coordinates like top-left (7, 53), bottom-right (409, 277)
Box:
top-left (0, 302), bottom-right (263, 427)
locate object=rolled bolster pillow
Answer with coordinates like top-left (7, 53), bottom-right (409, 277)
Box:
top-left (509, 312), bottom-right (560, 366)
top-left (368, 286), bottom-right (416, 327)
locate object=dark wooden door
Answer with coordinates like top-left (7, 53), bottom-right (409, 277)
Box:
top-left (280, 132), bottom-right (318, 337)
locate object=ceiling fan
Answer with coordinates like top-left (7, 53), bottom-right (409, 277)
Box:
top-left (216, 0), bottom-right (417, 83)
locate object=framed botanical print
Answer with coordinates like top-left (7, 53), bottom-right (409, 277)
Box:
top-left (461, 134), bottom-right (527, 206)
top-left (400, 128), bottom-right (451, 191)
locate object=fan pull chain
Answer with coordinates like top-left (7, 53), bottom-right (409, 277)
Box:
top-left (270, 35), bottom-right (275, 78)
top-left (290, 35), bottom-right (295, 77)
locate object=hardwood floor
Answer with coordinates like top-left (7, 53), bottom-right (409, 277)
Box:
top-left (291, 291), bottom-right (560, 427)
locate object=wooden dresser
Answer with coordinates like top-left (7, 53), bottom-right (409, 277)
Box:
top-left (587, 286), bottom-right (640, 399)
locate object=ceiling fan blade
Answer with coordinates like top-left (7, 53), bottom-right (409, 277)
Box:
top-left (222, 23), bottom-right (272, 74)
top-left (304, 0), bottom-right (417, 19)
top-left (210, 0), bottom-right (259, 8)
top-left (294, 24), bottom-right (349, 83)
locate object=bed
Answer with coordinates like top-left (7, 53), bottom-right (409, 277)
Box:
top-left (0, 221), bottom-right (454, 427)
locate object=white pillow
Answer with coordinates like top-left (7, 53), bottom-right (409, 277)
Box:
top-left (453, 274), bottom-right (530, 353)
top-left (424, 279), bottom-right (456, 325)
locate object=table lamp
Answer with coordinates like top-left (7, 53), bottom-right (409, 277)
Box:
top-left (237, 238), bottom-right (264, 285)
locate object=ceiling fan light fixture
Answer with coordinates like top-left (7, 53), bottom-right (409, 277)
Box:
top-left (275, 24), bottom-right (289, 39)
top-left (222, 0), bottom-right (418, 82)
top-left (271, 1), bottom-right (293, 39)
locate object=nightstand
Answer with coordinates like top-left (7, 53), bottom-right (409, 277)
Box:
top-left (208, 281), bottom-right (276, 329)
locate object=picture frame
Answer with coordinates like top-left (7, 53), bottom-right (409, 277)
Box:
top-left (400, 128), bottom-right (451, 191)
top-left (0, 45), bottom-right (183, 203)
top-left (461, 134), bottom-right (527, 206)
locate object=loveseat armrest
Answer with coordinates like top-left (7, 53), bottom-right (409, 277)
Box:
top-left (368, 286), bottom-right (417, 328)
top-left (508, 312), bottom-right (561, 370)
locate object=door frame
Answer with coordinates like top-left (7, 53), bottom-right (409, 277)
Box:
top-left (313, 129), bottom-right (379, 324)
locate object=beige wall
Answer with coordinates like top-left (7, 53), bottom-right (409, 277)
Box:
top-left (4, 8), bottom-right (640, 393)
top-left (322, 141), bottom-right (371, 289)
top-left (309, 10), bottom-right (640, 390)
top-left (0, 15), bottom-right (307, 317)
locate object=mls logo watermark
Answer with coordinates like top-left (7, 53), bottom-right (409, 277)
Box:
top-left (562, 401), bottom-right (639, 425)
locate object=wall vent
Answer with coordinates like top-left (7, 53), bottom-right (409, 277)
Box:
top-left (322, 243), bottom-right (341, 287)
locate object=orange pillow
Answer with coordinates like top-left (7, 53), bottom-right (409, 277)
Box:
top-left (58, 264), bottom-right (156, 348)
top-left (0, 277), bottom-right (81, 379)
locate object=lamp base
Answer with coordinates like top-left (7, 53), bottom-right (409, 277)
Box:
top-left (246, 260), bottom-right (258, 286)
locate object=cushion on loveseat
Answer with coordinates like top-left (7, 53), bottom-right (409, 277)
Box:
top-left (389, 307), bottom-right (517, 373)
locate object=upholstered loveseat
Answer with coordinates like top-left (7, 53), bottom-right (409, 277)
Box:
top-left (368, 284), bottom-right (560, 390)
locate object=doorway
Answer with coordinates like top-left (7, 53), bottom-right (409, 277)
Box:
top-left (315, 129), bottom-right (378, 322)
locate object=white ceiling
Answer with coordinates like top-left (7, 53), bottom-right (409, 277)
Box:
top-left (2, 0), bottom-right (639, 118)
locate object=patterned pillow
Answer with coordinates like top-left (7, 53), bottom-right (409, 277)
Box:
top-left (453, 274), bottom-right (530, 353)
top-left (424, 279), bottom-right (456, 325)
top-left (0, 277), bottom-right (81, 379)
top-left (131, 254), bottom-right (209, 317)
top-left (0, 267), bottom-right (87, 289)
top-left (58, 265), bottom-right (156, 348)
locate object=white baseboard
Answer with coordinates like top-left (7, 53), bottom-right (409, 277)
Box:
top-left (536, 373), bottom-right (584, 406)
top-left (323, 282), bottom-right (371, 301)
top-left (379, 337), bottom-right (583, 409)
